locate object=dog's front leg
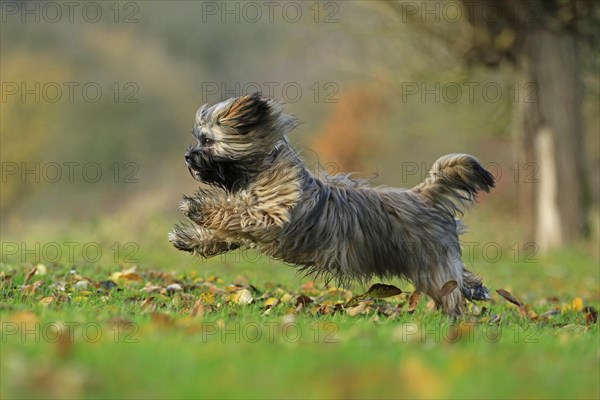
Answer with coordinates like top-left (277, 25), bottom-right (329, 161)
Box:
top-left (170, 190), bottom-right (241, 257)
top-left (168, 222), bottom-right (240, 257)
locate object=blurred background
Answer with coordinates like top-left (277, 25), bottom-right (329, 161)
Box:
top-left (1, 0), bottom-right (598, 270)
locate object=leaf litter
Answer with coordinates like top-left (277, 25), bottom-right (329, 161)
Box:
top-left (2, 265), bottom-right (598, 338)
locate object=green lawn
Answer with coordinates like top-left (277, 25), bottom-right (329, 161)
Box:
top-left (1, 216), bottom-right (599, 399)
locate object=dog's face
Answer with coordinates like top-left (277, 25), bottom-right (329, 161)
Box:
top-left (185, 93), bottom-right (296, 191)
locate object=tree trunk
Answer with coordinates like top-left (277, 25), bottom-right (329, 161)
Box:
top-left (518, 28), bottom-right (588, 253)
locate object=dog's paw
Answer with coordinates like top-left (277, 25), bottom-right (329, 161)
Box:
top-left (179, 196), bottom-right (204, 222)
top-left (168, 227), bottom-right (196, 253)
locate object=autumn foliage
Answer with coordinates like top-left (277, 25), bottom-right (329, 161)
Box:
top-left (311, 85), bottom-right (388, 173)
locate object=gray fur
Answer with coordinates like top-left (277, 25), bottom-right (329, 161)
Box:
top-left (170, 94), bottom-right (495, 315)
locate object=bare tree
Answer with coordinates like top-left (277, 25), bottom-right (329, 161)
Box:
top-left (390, 0), bottom-right (598, 252)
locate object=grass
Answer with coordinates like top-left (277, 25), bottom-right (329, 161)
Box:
top-left (1, 214), bottom-right (599, 399)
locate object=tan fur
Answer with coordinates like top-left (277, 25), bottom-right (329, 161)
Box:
top-left (170, 94), bottom-right (495, 315)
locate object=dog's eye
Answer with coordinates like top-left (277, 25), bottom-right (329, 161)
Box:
top-left (201, 137), bottom-right (214, 146)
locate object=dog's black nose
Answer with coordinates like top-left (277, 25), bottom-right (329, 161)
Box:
top-left (185, 148), bottom-right (196, 164)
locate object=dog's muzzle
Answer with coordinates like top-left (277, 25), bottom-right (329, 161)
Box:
top-left (185, 148), bottom-right (203, 181)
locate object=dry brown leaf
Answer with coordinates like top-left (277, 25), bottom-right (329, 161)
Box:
top-left (408, 291), bottom-right (422, 313)
top-left (583, 306), bottom-right (598, 325)
top-left (191, 299), bottom-right (206, 317)
top-left (39, 296), bottom-right (54, 306)
top-left (0, 273), bottom-right (13, 289)
top-left (295, 295), bottom-right (313, 307)
top-left (140, 296), bottom-right (155, 311)
top-left (518, 305), bottom-right (538, 320)
top-left (231, 289), bottom-right (253, 305)
top-left (366, 283), bottom-right (403, 298)
top-left (496, 289), bottom-right (524, 307)
top-left (111, 266), bottom-right (144, 282)
top-left (225, 284), bottom-right (244, 293)
top-left (440, 280), bottom-right (458, 297)
top-left (120, 272), bottom-right (144, 282)
top-left (346, 302), bottom-right (368, 317)
top-left (24, 266), bottom-right (37, 284)
top-left (345, 294), bottom-right (369, 308)
top-left (164, 283), bottom-right (183, 294)
top-left (34, 264), bottom-right (48, 276)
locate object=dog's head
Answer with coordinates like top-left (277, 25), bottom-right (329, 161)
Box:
top-left (185, 93), bottom-right (297, 191)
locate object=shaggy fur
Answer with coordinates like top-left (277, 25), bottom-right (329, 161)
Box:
top-left (169, 93), bottom-right (495, 315)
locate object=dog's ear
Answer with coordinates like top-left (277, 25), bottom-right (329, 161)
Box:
top-left (218, 93), bottom-right (270, 133)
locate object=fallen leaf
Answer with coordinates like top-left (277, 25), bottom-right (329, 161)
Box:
top-left (231, 289), bottom-right (253, 305)
top-left (408, 291), bottom-right (422, 313)
top-left (345, 294), bottom-right (369, 308)
top-left (440, 280), bottom-right (458, 297)
top-left (140, 296), bottom-right (155, 309)
top-left (280, 293), bottom-right (294, 303)
top-left (24, 266), bottom-right (37, 284)
top-left (199, 292), bottom-right (216, 305)
top-left (21, 280), bottom-right (44, 295)
top-left (496, 289), bottom-right (523, 307)
top-left (346, 302), bottom-right (368, 317)
top-left (191, 299), bottom-right (206, 317)
top-left (120, 272), bottom-right (144, 282)
top-left (165, 283), bottom-right (183, 293)
top-left (141, 283), bottom-right (162, 293)
top-left (295, 295), bottom-right (313, 307)
top-left (34, 264), bottom-right (47, 276)
top-left (518, 305), bottom-right (538, 320)
top-left (571, 297), bottom-right (583, 312)
top-left (111, 266), bottom-right (144, 282)
top-left (263, 297), bottom-right (279, 309)
top-left (39, 296), bottom-right (54, 306)
top-left (73, 280), bottom-right (89, 291)
top-left (225, 284), bottom-right (244, 293)
top-left (583, 306), bottom-right (598, 325)
top-left (366, 283), bottom-right (403, 298)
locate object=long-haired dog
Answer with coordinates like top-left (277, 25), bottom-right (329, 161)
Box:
top-left (169, 93), bottom-right (495, 315)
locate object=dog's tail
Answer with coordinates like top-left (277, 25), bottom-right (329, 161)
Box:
top-left (413, 154), bottom-right (495, 217)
